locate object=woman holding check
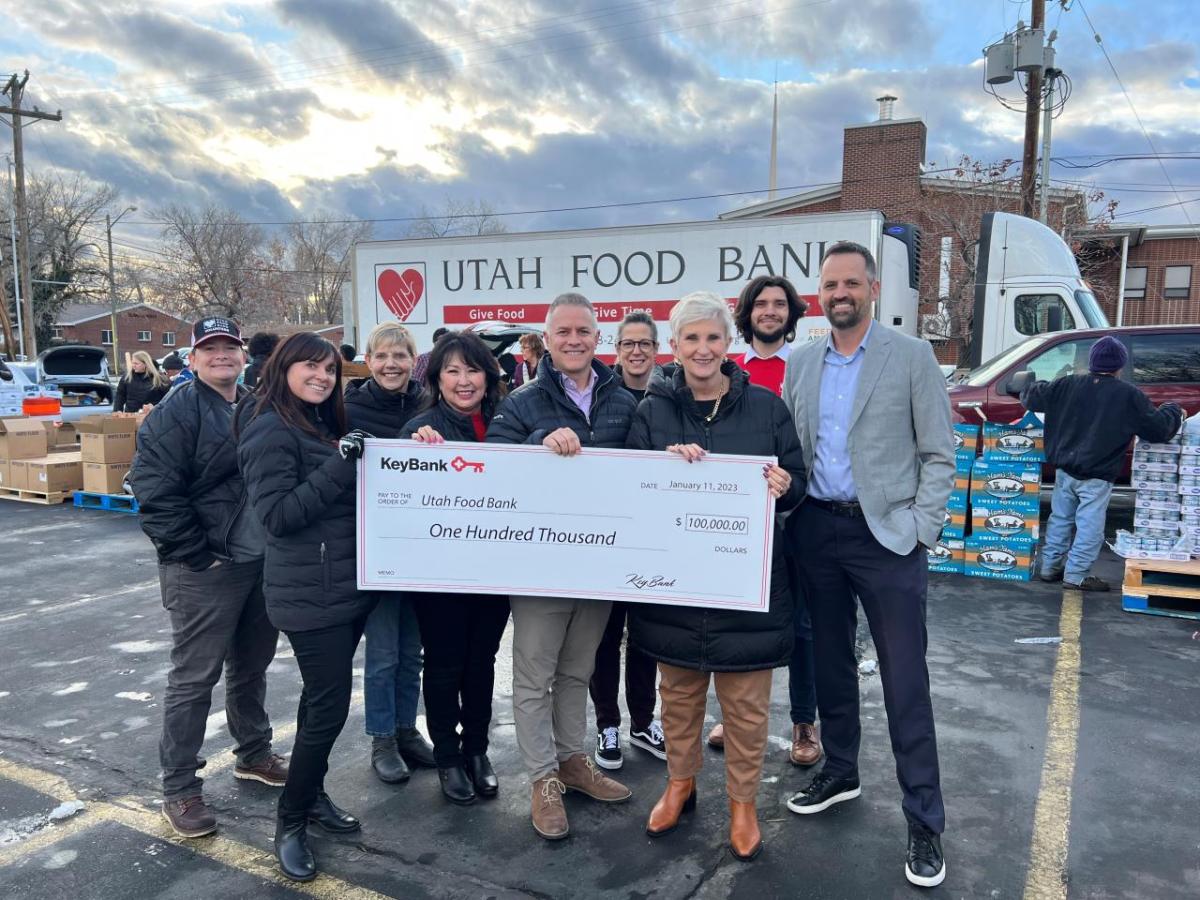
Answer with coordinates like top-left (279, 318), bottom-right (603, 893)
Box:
top-left (626, 291), bottom-right (805, 861)
top-left (402, 331), bottom-right (511, 806)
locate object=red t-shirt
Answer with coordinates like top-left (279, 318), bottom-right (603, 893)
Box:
top-left (732, 353), bottom-right (787, 397)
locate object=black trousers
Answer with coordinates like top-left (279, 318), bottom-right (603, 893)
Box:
top-left (589, 601), bottom-right (657, 732)
top-left (279, 613), bottom-right (370, 818)
top-left (412, 594), bottom-right (510, 767)
top-left (791, 502), bottom-right (945, 834)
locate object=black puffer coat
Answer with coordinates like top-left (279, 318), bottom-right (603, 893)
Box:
top-left (113, 371), bottom-right (169, 413)
top-left (402, 400), bottom-right (482, 443)
top-left (237, 405), bottom-right (374, 632)
top-left (627, 362), bottom-right (807, 672)
top-left (343, 378), bottom-right (424, 439)
top-left (486, 356), bottom-right (636, 448)
top-left (130, 379), bottom-right (252, 570)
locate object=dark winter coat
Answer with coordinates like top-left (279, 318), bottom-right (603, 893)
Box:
top-left (402, 400), bottom-right (484, 443)
top-left (237, 404), bottom-right (374, 632)
top-left (486, 355), bottom-right (636, 448)
top-left (130, 379), bottom-right (253, 570)
top-left (1021, 373), bottom-right (1183, 482)
top-left (626, 362), bottom-right (807, 672)
top-left (343, 377), bottom-right (425, 439)
top-left (113, 371), bottom-right (169, 413)
top-left (243, 354), bottom-right (269, 390)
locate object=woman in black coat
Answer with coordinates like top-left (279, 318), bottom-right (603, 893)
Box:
top-left (236, 332), bottom-right (375, 883)
top-left (401, 331), bottom-right (511, 805)
top-left (626, 291), bottom-right (805, 862)
top-left (112, 351), bottom-right (170, 412)
top-left (342, 323), bottom-right (436, 785)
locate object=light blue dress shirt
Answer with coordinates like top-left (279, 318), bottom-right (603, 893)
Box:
top-left (808, 321), bottom-right (873, 501)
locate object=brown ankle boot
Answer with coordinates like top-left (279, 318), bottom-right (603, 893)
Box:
top-left (729, 798), bottom-right (763, 861)
top-left (646, 777), bottom-right (697, 837)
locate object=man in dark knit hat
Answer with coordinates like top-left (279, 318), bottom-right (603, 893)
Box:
top-left (1020, 335), bottom-right (1184, 591)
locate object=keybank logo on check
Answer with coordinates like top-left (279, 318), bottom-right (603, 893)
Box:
top-left (380, 457), bottom-right (449, 473)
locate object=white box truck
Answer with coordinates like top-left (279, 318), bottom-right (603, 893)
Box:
top-left (349, 209), bottom-right (1106, 363)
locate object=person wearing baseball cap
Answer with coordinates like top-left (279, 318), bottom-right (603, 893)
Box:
top-left (130, 314), bottom-right (288, 838)
top-left (1020, 334), bottom-right (1184, 591)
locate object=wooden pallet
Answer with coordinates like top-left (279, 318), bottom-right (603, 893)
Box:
top-left (1122, 557), bottom-right (1200, 621)
top-left (74, 491), bottom-right (139, 514)
top-left (0, 486), bottom-right (75, 506)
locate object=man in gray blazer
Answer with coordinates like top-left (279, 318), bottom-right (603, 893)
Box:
top-left (781, 241), bottom-right (954, 888)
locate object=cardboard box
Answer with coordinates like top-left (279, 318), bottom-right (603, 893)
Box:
top-left (953, 424), bottom-right (980, 463)
top-left (8, 458), bottom-right (30, 491)
top-left (927, 538), bottom-right (965, 574)
top-left (963, 535), bottom-right (1036, 581)
top-left (939, 506), bottom-right (967, 540)
top-left (1135, 439), bottom-right (1182, 455)
top-left (0, 418), bottom-right (49, 460)
top-left (77, 415), bottom-right (137, 464)
top-left (969, 503), bottom-right (1041, 542)
top-left (982, 411), bottom-right (1045, 462)
top-left (946, 487), bottom-right (969, 512)
top-left (42, 421), bottom-right (78, 448)
top-left (25, 453), bottom-right (83, 494)
top-left (970, 458), bottom-right (1041, 512)
top-left (83, 461), bottom-right (129, 495)
top-left (0, 458), bottom-right (9, 488)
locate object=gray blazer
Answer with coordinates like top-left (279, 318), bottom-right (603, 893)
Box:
top-left (782, 325), bottom-right (955, 556)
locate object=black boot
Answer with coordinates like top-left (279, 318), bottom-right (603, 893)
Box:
top-left (395, 726), bottom-right (436, 769)
top-left (307, 791), bottom-right (361, 833)
top-left (371, 737), bottom-right (410, 784)
top-left (438, 765), bottom-right (477, 805)
top-left (466, 754), bottom-right (499, 798)
top-left (274, 815), bottom-right (316, 882)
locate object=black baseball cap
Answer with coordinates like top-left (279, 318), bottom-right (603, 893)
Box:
top-left (192, 316), bottom-right (242, 347)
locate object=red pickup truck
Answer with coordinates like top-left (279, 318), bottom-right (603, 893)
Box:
top-left (946, 325), bottom-right (1200, 480)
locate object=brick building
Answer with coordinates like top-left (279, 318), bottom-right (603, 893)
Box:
top-left (721, 101), bottom-right (1200, 364)
top-left (53, 303), bottom-right (190, 369)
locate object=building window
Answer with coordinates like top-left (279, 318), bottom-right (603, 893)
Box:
top-left (1014, 294), bottom-right (1075, 336)
top-left (137, 330), bottom-right (152, 342)
top-left (1164, 266), bottom-right (1192, 300)
top-left (101, 330), bottom-right (113, 345)
top-left (162, 332), bottom-right (176, 347)
top-left (1123, 266), bottom-right (1147, 301)
top-left (50, 326), bottom-right (63, 339)
top-left (1129, 333), bottom-right (1200, 383)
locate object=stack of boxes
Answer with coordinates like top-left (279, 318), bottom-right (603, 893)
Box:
top-left (1114, 432), bottom-right (1193, 561)
top-left (78, 414), bottom-right (139, 495)
top-left (0, 417), bottom-right (83, 496)
top-left (930, 411), bottom-right (1046, 582)
top-left (0, 381), bottom-right (24, 418)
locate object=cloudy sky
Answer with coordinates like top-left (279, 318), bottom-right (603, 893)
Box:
top-left (3, 0), bottom-right (1198, 254)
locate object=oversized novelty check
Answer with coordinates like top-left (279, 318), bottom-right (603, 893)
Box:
top-left (357, 440), bottom-right (777, 612)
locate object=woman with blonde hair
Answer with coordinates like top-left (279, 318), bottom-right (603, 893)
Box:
top-left (113, 350), bottom-right (171, 412)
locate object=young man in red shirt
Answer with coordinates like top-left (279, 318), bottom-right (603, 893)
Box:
top-left (708, 275), bottom-right (822, 768)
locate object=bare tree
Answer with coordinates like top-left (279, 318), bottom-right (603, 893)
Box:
top-left (288, 217), bottom-right (373, 324)
top-left (153, 204), bottom-right (265, 320)
top-left (407, 198), bottom-right (507, 238)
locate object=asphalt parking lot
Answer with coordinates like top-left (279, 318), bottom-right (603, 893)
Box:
top-left (0, 496), bottom-right (1197, 899)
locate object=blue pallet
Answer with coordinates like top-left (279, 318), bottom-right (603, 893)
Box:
top-left (74, 491), bottom-right (139, 515)
top-left (1122, 593), bottom-right (1200, 622)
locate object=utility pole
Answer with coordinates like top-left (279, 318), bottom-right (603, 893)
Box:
top-left (1, 71), bottom-right (63, 359)
top-left (1037, 61), bottom-right (1060, 224)
top-left (106, 206), bottom-right (136, 375)
top-left (1019, 0), bottom-right (1045, 218)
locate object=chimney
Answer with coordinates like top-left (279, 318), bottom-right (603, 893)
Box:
top-left (875, 94), bottom-right (897, 121)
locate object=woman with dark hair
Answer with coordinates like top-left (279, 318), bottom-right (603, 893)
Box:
top-left (243, 332), bottom-right (280, 389)
top-left (236, 332), bottom-right (376, 882)
top-left (401, 332), bottom-right (511, 805)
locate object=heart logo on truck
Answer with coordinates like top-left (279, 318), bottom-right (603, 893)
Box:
top-left (377, 267), bottom-right (425, 321)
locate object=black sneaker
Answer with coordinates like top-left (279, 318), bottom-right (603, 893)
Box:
top-left (1038, 568), bottom-right (1064, 583)
top-left (786, 770), bottom-right (861, 815)
top-left (629, 720), bottom-right (667, 761)
top-left (1063, 575), bottom-right (1109, 592)
top-left (594, 726), bottom-right (623, 770)
top-left (905, 823), bottom-right (946, 887)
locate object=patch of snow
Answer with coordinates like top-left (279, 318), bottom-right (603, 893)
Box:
top-left (122, 716), bottom-right (149, 731)
top-left (43, 849), bottom-right (78, 869)
top-left (111, 641), bottom-right (170, 654)
top-left (0, 692), bottom-right (9, 698)
top-left (32, 658), bottom-right (92, 668)
top-left (48, 801), bottom-right (84, 821)
top-left (1014, 636), bottom-right (1062, 645)
top-left (43, 719), bottom-right (79, 728)
top-left (858, 659), bottom-right (878, 675)
top-left (204, 711), bottom-right (227, 740)
top-left (52, 682), bottom-right (87, 696)
top-left (115, 691), bottom-right (153, 702)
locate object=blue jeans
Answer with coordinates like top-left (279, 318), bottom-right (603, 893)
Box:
top-left (1041, 471), bottom-right (1114, 584)
top-left (363, 594), bottom-right (423, 737)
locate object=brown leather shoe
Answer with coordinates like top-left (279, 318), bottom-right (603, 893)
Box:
top-left (729, 798), bottom-right (763, 861)
top-left (161, 795), bottom-right (217, 838)
top-left (530, 774), bottom-right (569, 840)
top-left (707, 722), bottom-right (724, 751)
top-left (558, 754), bottom-right (632, 802)
top-left (235, 752), bottom-right (289, 787)
top-left (646, 777), bottom-right (697, 837)
top-left (790, 722), bottom-right (822, 767)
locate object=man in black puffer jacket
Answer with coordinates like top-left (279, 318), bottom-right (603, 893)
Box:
top-left (130, 317), bottom-right (287, 840)
top-left (486, 293), bottom-right (637, 841)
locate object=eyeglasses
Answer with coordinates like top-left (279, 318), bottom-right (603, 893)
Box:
top-left (616, 339), bottom-right (656, 352)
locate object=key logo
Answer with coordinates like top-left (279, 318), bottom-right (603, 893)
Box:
top-left (451, 456), bottom-right (485, 474)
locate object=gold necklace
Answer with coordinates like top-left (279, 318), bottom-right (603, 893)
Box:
top-left (702, 382), bottom-right (727, 423)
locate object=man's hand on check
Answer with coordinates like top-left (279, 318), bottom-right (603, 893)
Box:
top-left (543, 427), bottom-right (582, 457)
top-left (411, 425), bottom-right (445, 444)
